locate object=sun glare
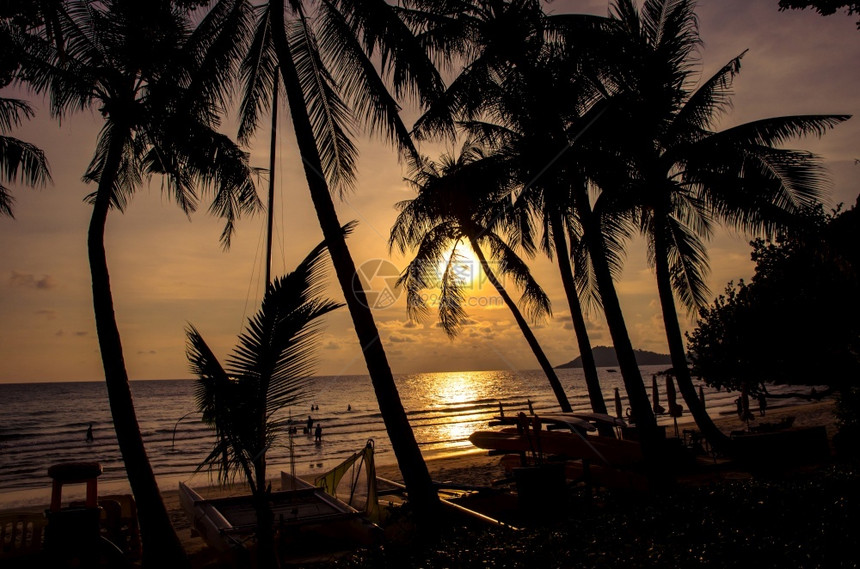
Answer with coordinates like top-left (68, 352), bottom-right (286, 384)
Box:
top-left (437, 244), bottom-right (482, 288)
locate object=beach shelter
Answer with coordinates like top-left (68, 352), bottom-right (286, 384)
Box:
top-left (614, 388), bottom-right (623, 419)
top-left (651, 375), bottom-right (665, 415)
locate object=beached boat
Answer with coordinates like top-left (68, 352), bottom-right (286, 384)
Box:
top-left (469, 428), bottom-right (643, 467)
top-left (179, 475), bottom-right (381, 560)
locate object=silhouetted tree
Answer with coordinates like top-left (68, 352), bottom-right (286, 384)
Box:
top-left (213, 0), bottom-right (445, 519)
top-left (778, 0), bottom-right (860, 27)
top-left (391, 141), bottom-right (573, 412)
top-left (15, 2), bottom-right (260, 565)
top-left (188, 238), bottom-right (342, 569)
top-left (688, 203), bottom-right (860, 392)
top-left (598, 0), bottom-right (849, 450)
top-left (408, 0), bottom-right (615, 427)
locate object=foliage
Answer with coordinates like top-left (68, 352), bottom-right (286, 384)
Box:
top-left (187, 237), bottom-right (342, 490)
top-left (778, 0), bottom-right (860, 27)
top-left (687, 201), bottom-right (860, 392)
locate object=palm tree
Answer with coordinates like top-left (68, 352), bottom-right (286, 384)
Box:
top-left (407, 0), bottom-right (614, 425)
top-left (215, 0), bottom-right (453, 519)
top-left (391, 141), bottom-right (573, 412)
top-left (188, 238), bottom-right (342, 569)
top-left (16, 2), bottom-right (260, 565)
top-left (603, 0), bottom-right (850, 450)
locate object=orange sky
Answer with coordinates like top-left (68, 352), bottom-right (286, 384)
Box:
top-left (1, 1), bottom-right (859, 383)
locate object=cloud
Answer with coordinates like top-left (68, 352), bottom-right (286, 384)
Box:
top-left (137, 350), bottom-right (157, 355)
top-left (388, 334), bottom-right (415, 343)
top-left (74, 331), bottom-right (88, 337)
top-left (323, 341), bottom-right (340, 350)
top-left (36, 309), bottom-right (57, 320)
top-left (9, 271), bottom-right (56, 290)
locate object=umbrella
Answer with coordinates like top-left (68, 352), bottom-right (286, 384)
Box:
top-left (666, 376), bottom-right (682, 437)
top-left (666, 376), bottom-right (683, 417)
top-left (651, 375), bottom-right (665, 414)
top-left (614, 388), bottom-right (623, 419)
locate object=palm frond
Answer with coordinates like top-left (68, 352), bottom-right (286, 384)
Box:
top-left (0, 98), bottom-right (34, 132)
top-left (481, 232), bottom-right (552, 323)
top-left (708, 115), bottom-right (850, 148)
top-left (188, 237), bottom-right (342, 490)
top-left (237, 4), bottom-right (278, 145)
top-left (288, 16), bottom-right (358, 195)
top-left (660, 216), bottom-right (711, 312)
top-left (316, 0), bottom-right (417, 161)
top-left (667, 51), bottom-right (745, 147)
top-left (329, 0), bottom-right (446, 108)
top-left (0, 135), bottom-right (52, 189)
top-left (437, 244), bottom-right (469, 337)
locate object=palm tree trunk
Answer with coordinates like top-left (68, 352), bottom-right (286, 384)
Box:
top-left (469, 238), bottom-right (572, 412)
top-left (253, 460), bottom-right (277, 569)
top-left (88, 132), bottom-right (188, 568)
top-left (270, 6), bottom-right (439, 520)
top-left (653, 226), bottom-right (731, 451)
top-left (548, 212), bottom-right (611, 427)
top-left (575, 198), bottom-right (661, 451)
top-left (265, 74), bottom-right (279, 287)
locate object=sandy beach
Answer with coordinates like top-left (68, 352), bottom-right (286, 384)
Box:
top-left (1, 397), bottom-right (841, 568)
top-left (162, 398), bottom-right (839, 566)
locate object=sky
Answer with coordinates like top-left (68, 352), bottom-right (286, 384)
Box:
top-left (1, 1), bottom-right (858, 383)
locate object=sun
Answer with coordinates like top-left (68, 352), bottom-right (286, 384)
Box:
top-left (437, 243), bottom-right (482, 288)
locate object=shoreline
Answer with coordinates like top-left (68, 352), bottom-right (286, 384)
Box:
top-left (1, 398), bottom-right (839, 564)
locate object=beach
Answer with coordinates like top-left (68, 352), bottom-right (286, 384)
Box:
top-left (159, 398), bottom-right (840, 567)
top-left (1, 396), bottom-right (844, 568)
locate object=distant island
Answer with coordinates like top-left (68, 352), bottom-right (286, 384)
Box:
top-left (556, 346), bottom-right (672, 368)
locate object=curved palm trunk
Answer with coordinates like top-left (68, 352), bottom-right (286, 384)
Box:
top-left (88, 132), bottom-right (188, 568)
top-left (469, 238), bottom-right (572, 412)
top-left (548, 212), bottom-right (613, 434)
top-left (270, 5), bottom-right (439, 520)
top-left (653, 227), bottom-right (731, 451)
top-left (575, 197), bottom-right (661, 453)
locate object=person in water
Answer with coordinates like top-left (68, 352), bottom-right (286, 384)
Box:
top-left (86, 423), bottom-right (93, 442)
top-left (314, 423), bottom-right (322, 442)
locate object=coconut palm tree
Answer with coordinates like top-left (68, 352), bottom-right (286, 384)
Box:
top-left (407, 0), bottom-right (615, 425)
top-left (188, 238), bottom-right (342, 569)
top-left (391, 141), bottom-right (573, 412)
top-left (602, 0), bottom-right (850, 450)
top-left (214, 0), bottom-right (446, 518)
top-left (15, 2), bottom-right (260, 565)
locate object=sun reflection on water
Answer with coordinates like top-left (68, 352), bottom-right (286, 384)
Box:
top-left (406, 370), bottom-right (511, 452)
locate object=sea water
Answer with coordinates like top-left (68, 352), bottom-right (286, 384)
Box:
top-left (0, 366), bottom-right (811, 508)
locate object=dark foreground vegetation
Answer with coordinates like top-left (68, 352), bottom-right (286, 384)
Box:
top-left (305, 463), bottom-right (858, 569)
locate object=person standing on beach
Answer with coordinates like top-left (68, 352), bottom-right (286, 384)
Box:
top-left (315, 423), bottom-right (322, 442)
top-left (758, 393), bottom-right (767, 416)
top-left (86, 423), bottom-right (93, 443)
top-left (306, 415), bottom-right (313, 433)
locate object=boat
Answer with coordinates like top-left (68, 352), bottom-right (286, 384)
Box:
top-left (180, 478), bottom-right (381, 559)
top-left (179, 443), bottom-right (383, 561)
top-left (469, 428), bottom-right (643, 467)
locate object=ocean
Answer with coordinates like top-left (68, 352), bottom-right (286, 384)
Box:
top-left (0, 366), bottom-right (813, 509)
